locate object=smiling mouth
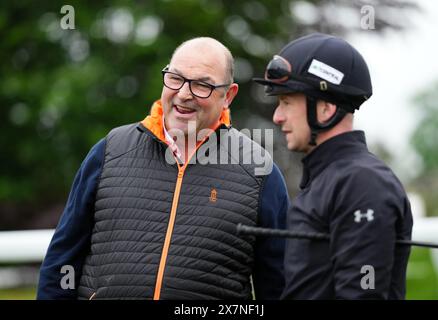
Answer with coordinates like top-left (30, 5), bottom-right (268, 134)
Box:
top-left (174, 104), bottom-right (196, 114)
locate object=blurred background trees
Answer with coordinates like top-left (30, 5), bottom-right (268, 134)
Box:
top-left (410, 81), bottom-right (438, 218)
top-left (0, 0), bottom-right (419, 229)
top-left (2, 0), bottom-right (438, 300)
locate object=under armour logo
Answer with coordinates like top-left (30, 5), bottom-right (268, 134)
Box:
top-left (209, 188), bottom-right (217, 203)
top-left (354, 209), bottom-right (374, 223)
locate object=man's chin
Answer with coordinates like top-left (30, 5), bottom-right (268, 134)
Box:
top-left (287, 141), bottom-right (301, 152)
top-left (168, 125), bottom-right (200, 139)
top-left (167, 126), bottom-right (188, 135)
top-left (285, 138), bottom-right (295, 150)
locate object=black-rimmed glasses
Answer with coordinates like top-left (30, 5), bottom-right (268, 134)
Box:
top-left (161, 66), bottom-right (230, 98)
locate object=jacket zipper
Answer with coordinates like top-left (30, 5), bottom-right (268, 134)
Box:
top-left (152, 133), bottom-right (213, 300)
top-left (153, 168), bottom-right (185, 300)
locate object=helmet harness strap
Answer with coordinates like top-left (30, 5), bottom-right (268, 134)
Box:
top-left (306, 96), bottom-right (348, 146)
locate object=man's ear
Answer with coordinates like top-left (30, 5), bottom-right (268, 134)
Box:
top-left (316, 100), bottom-right (337, 124)
top-left (223, 83), bottom-right (239, 109)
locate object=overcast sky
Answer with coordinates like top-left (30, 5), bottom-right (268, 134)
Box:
top-left (348, 0), bottom-right (438, 181)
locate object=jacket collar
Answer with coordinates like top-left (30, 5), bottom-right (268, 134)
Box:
top-left (140, 100), bottom-right (231, 144)
top-left (300, 130), bottom-right (368, 189)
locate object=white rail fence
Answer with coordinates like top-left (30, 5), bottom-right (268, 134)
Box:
top-left (2, 219), bottom-right (438, 263)
top-left (0, 218), bottom-right (438, 289)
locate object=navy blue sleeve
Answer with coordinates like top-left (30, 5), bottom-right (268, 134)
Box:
top-left (252, 163), bottom-right (289, 300)
top-left (36, 138), bottom-right (106, 299)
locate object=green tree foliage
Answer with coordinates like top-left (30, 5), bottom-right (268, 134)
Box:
top-left (0, 0), bottom-right (415, 228)
top-left (411, 82), bottom-right (438, 216)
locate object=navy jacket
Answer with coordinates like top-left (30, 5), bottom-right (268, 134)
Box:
top-left (37, 137), bottom-right (289, 300)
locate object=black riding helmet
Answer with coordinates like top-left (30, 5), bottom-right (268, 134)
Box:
top-left (253, 33), bottom-right (373, 145)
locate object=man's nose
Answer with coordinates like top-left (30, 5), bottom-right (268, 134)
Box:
top-left (273, 106), bottom-right (285, 125)
top-left (177, 81), bottom-right (193, 100)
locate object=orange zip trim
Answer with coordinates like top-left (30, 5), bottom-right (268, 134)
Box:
top-left (152, 134), bottom-right (213, 300)
top-left (153, 167), bottom-right (184, 300)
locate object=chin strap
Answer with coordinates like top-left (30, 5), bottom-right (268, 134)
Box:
top-left (306, 96), bottom-right (348, 146)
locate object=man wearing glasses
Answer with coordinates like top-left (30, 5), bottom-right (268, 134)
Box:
top-left (254, 33), bottom-right (413, 299)
top-left (37, 37), bottom-right (288, 300)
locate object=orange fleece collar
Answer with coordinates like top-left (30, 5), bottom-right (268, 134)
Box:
top-left (140, 100), bottom-right (231, 143)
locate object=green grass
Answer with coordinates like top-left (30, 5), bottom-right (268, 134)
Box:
top-left (406, 247), bottom-right (438, 299)
top-left (0, 286), bottom-right (36, 300)
top-left (1, 248), bottom-right (437, 300)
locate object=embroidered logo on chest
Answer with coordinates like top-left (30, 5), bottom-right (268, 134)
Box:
top-left (354, 209), bottom-right (374, 223)
top-left (209, 188), bottom-right (217, 203)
